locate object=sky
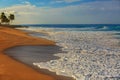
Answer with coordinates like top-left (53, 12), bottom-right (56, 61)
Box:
top-left (0, 0), bottom-right (120, 24)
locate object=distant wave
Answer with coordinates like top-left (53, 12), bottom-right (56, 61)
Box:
top-left (93, 26), bottom-right (109, 31)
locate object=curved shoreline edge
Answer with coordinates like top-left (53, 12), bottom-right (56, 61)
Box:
top-left (0, 26), bottom-right (74, 80)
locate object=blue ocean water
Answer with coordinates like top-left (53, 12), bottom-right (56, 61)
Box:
top-left (24, 24), bottom-right (120, 31)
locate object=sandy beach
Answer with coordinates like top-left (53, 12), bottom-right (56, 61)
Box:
top-left (0, 26), bottom-right (72, 80)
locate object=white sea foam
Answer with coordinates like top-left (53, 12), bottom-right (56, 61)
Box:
top-left (101, 26), bottom-right (108, 30)
top-left (18, 27), bottom-right (120, 80)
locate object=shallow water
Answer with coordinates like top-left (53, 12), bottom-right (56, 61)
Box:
top-left (5, 46), bottom-right (63, 65)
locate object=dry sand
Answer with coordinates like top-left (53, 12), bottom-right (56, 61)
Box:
top-left (0, 26), bottom-right (56, 80)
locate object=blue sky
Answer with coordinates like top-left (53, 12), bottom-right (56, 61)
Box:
top-left (0, 0), bottom-right (96, 8)
top-left (0, 0), bottom-right (120, 24)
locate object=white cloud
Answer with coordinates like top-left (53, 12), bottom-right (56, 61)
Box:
top-left (0, 0), bottom-right (120, 24)
top-left (22, 1), bottom-right (31, 5)
top-left (64, 0), bottom-right (81, 3)
top-left (52, 0), bottom-right (81, 3)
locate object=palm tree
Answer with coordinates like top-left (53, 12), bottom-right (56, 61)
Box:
top-left (0, 12), bottom-right (10, 24)
top-left (9, 14), bottom-right (15, 23)
top-left (0, 12), bottom-right (6, 23)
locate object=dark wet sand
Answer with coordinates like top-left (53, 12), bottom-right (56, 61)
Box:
top-left (5, 46), bottom-right (62, 64)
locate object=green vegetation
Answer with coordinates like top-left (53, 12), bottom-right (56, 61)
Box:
top-left (0, 12), bottom-right (15, 25)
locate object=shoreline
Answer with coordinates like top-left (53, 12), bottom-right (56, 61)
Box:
top-left (0, 26), bottom-right (75, 80)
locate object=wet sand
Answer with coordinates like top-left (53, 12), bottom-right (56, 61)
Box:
top-left (5, 46), bottom-right (62, 63)
top-left (0, 26), bottom-right (74, 80)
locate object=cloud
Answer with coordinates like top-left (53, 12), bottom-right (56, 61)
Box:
top-left (22, 1), bottom-right (31, 5)
top-left (64, 0), bottom-right (81, 3)
top-left (0, 0), bottom-right (120, 24)
top-left (52, 0), bottom-right (81, 3)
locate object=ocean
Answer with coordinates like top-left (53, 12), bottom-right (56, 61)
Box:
top-left (21, 24), bottom-right (120, 39)
top-left (24, 24), bottom-right (120, 31)
top-left (16, 24), bottom-right (120, 80)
